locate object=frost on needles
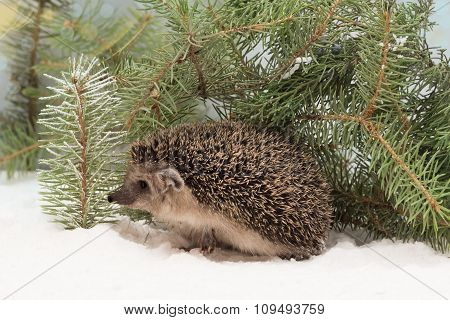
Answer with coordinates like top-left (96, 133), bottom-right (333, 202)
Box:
top-left (38, 56), bottom-right (127, 229)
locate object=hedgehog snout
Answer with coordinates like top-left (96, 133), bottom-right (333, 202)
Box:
top-left (107, 187), bottom-right (135, 206)
top-left (107, 192), bottom-right (118, 203)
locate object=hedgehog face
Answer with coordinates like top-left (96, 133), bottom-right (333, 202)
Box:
top-left (107, 163), bottom-right (184, 211)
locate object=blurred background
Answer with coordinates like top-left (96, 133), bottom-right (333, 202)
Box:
top-left (0, 0), bottom-right (138, 112)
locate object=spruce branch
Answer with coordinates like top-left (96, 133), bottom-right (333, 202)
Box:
top-left (124, 54), bottom-right (184, 129)
top-left (27, 0), bottom-right (45, 129)
top-left (187, 40), bottom-right (207, 98)
top-left (205, 5), bottom-right (260, 79)
top-left (363, 122), bottom-right (442, 215)
top-left (361, 9), bottom-right (391, 118)
top-left (0, 0), bottom-right (71, 175)
top-left (0, 142), bottom-right (41, 165)
top-left (73, 76), bottom-right (89, 226)
top-left (223, 0), bottom-right (448, 250)
top-left (1, 0), bottom-right (163, 177)
top-left (41, 2), bottom-right (162, 64)
top-left (38, 56), bottom-right (127, 229)
top-left (298, 112), bottom-right (444, 216)
top-left (108, 13), bottom-right (153, 60)
top-left (272, 0), bottom-right (343, 81)
top-left (205, 16), bottom-right (295, 38)
top-left (0, 123), bottom-right (42, 177)
top-left (0, 0), bottom-right (70, 124)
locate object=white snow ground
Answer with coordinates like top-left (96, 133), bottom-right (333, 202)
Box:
top-left (0, 174), bottom-right (449, 300)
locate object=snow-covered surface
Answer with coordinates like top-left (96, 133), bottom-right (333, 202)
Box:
top-left (1, 174), bottom-right (449, 300)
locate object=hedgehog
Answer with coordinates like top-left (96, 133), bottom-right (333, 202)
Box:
top-left (108, 121), bottom-right (332, 260)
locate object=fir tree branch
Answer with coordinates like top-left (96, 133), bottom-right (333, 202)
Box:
top-left (335, 179), bottom-right (447, 228)
top-left (362, 10), bottom-right (391, 118)
top-left (272, 0), bottom-right (343, 80)
top-left (109, 13), bottom-right (153, 60)
top-left (58, 4), bottom-right (153, 58)
top-left (125, 51), bottom-right (187, 129)
top-left (0, 142), bottom-right (41, 165)
top-left (39, 56), bottom-right (127, 229)
top-left (187, 38), bottom-right (207, 98)
top-left (27, 0), bottom-right (46, 129)
top-left (299, 112), bottom-right (443, 215)
top-left (205, 6), bottom-right (258, 78)
top-left (363, 121), bottom-right (442, 214)
top-left (205, 16), bottom-right (295, 38)
top-left (74, 81), bottom-right (89, 228)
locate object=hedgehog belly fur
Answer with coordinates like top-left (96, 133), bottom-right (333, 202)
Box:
top-left (152, 187), bottom-right (292, 257)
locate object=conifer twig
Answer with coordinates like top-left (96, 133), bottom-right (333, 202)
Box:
top-left (205, 6), bottom-right (259, 78)
top-left (363, 121), bottom-right (442, 214)
top-left (272, 0), bottom-right (343, 80)
top-left (27, 0), bottom-right (46, 129)
top-left (205, 16), bottom-right (295, 38)
top-left (187, 38), bottom-right (207, 98)
top-left (362, 10), bottom-right (391, 118)
top-left (109, 13), bottom-right (153, 60)
top-left (125, 51), bottom-right (187, 129)
top-left (298, 113), bottom-right (443, 214)
top-left (0, 142), bottom-right (41, 165)
top-left (73, 82), bottom-right (89, 227)
top-left (38, 56), bottom-right (126, 229)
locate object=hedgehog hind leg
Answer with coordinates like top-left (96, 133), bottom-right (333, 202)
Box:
top-left (278, 253), bottom-right (310, 261)
top-left (278, 241), bottom-right (327, 261)
top-left (199, 228), bottom-right (217, 255)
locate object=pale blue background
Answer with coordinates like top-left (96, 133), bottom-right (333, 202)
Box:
top-left (0, 0), bottom-right (449, 111)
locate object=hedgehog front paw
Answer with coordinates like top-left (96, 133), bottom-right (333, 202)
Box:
top-left (200, 228), bottom-right (217, 255)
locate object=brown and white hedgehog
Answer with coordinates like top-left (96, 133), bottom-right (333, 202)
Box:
top-left (108, 121), bottom-right (332, 260)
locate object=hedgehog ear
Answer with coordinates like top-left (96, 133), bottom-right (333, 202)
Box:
top-left (157, 168), bottom-right (184, 193)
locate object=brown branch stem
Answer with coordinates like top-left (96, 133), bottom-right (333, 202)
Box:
top-left (206, 6), bottom-right (257, 78)
top-left (298, 113), bottom-right (442, 214)
top-left (125, 56), bottom-right (182, 129)
top-left (205, 16), bottom-right (294, 38)
top-left (74, 82), bottom-right (88, 228)
top-left (27, 0), bottom-right (46, 129)
top-left (0, 142), bottom-right (41, 165)
top-left (109, 13), bottom-right (152, 60)
top-left (187, 37), bottom-right (207, 99)
top-left (363, 121), bottom-right (442, 214)
top-left (273, 0), bottom-right (342, 80)
top-left (362, 10), bottom-right (391, 118)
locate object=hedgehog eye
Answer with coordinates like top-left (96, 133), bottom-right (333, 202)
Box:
top-left (138, 180), bottom-right (148, 189)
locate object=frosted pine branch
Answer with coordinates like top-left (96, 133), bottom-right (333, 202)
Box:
top-left (38, 56), bottom-right (127, 229)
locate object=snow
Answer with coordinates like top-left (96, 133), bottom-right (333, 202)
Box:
top-left (281, 57), bottom-right (313, 79)
top-left (1, 174), bottom-right (449, 300)
top-left (394, 34), bottom-right (408, 47)
top-left (343, 31), bottom-right (362, 40)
